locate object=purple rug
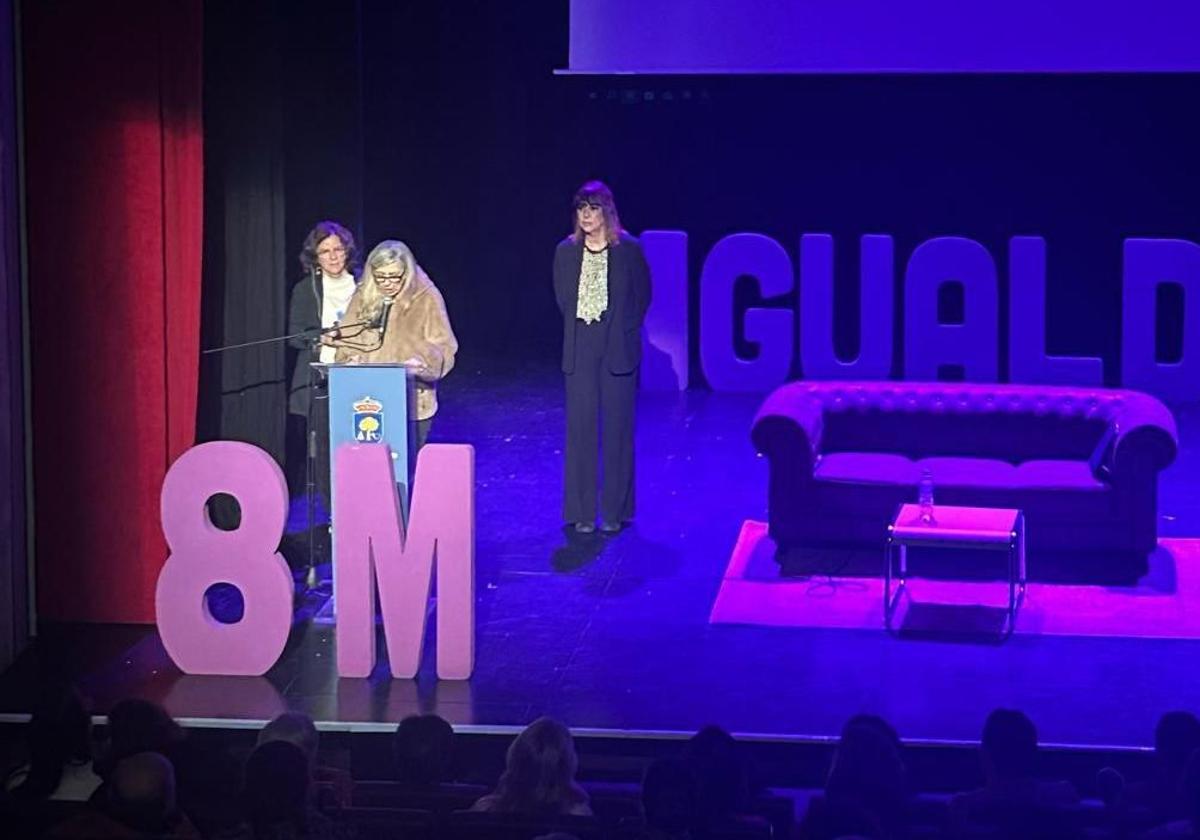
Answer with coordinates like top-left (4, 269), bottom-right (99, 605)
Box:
top-left (711, 521), bottom-right (1200, 640)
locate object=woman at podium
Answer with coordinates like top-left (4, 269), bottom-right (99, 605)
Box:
top-left (334, 240), bottom-right (458, 451)
top-left (553, 181), bottom-right (652, 534)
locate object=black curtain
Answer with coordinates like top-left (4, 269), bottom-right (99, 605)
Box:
top-left (0, 0), bottom-right (29, 669)
top-left (199, 0), bottom-right (288, 463)
top-left (281, 0), bottom-right (364, 275)
top-left (359, 2), bottom-right (569, 368)
top-left (199, 0), bottom-right (363, 483)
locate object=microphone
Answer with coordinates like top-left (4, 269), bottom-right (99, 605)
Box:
top-left (376, 297), bottom-right (395, 341)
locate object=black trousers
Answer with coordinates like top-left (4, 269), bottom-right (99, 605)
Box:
top-left (563, 318), bottom-right (637, 524)
top-left (412, 417), bottom-right (431, 454)
top-left (408, 416), bottom-right (432, 490)
top-left (309, 388), bottom-right (331, 513)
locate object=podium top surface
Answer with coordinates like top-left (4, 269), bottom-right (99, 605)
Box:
top-left (310, 362), bottom-right (417, 369)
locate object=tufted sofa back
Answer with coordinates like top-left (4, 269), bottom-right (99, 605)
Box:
top-left (759, 380), bottom-right (1177, 469)
top-left (823, 409), bottom-right (1103, 462)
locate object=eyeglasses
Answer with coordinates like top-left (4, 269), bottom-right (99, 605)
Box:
top-left (374, 273), bottom-right (404, 286)
top-left (575, 201), bottom-right (603, 213)
top-left (317, 246), bottom-right (347, 257)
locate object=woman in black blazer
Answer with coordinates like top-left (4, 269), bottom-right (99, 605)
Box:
top-left (553, 181), bottom-right (651, 533)
top-left (286, 220), bottom-right (359, 523)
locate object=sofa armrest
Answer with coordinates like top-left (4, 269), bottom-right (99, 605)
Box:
top-left (751, 384), bottom-right (824, 476)
top-left (1110, 392), bottom-right (1178, 477)
top-left (1087, 425), bottom-right (1117, 481)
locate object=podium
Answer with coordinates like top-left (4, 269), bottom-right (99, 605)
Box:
top-left (312, 362), bottom-right (414, 614)
top-left (318, 362), bottom-right (413, 504)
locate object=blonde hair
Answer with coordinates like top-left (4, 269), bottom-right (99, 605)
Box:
top-left (570, 180), bottom-right (622, 247)
top-left (356, 240), bottom-right (419, 323)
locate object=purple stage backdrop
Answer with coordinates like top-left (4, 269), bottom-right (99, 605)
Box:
top-left (569, 0), bottom-right (1200, 73)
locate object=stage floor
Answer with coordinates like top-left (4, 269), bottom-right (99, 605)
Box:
top-left (5, 363), bottom-right (1200, 750)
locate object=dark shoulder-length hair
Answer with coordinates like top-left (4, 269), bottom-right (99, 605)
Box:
top-left (487, 717), bottom-right (589, 814)
top-left (8, 683), bottom-right (92, 801)
top-left (569, 180), bottom-right (623, 247)
top-left (298, 219), bottom-right (361, 276)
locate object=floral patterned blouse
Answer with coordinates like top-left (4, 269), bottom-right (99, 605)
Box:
top-left (576, 245), bottom-right (609, 324)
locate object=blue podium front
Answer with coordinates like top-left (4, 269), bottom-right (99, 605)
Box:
top-left (322, 362), bottom-right (411, 504)
top-left (318, 362), bottom-right (411, 615)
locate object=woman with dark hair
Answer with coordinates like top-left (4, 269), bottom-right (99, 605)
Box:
top-left (553, 181), bottom-right (651, 534)
top-left (471, 717), bottom-right (591, 816)
top-left (799, 715), bottom-right (909, 840)
top-left (93, 698), bottom-right (185, 780)
top-left (393, 713), bottom-right (455, 788)
top-left (287, 220), bottom-right (360, 519)
top-left (682, 725), bottom-right (763, 835)
top-left (3, 683), bottom-right (98, 802)
top-left (240, 740), bottom-right (346, 839)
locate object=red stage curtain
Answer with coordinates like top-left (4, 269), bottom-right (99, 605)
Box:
top-left (23, 1), bottom-right (203, 623)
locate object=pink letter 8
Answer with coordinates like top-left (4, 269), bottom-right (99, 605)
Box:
top-left (156, 442), bottom-right (293, 675)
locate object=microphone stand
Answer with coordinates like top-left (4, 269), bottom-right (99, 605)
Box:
top-left (305, 364), bottom-right (320, 594)
top-left (201, 318), bottom-right (378, 597)
top-left (200, 318), bottom-right (377, 354)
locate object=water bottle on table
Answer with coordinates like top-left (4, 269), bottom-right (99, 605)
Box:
top-left (918, 468), bottom-right (936, 524)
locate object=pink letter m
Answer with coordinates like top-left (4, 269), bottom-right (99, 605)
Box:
top-left (333, 443), bottom-right (475, 680)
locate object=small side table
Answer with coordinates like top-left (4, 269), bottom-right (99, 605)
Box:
top-left (885, 503), bottom-right (1026, 636)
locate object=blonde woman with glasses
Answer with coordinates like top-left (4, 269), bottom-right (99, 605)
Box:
top-left (334, 240), bottom-right (458, 451)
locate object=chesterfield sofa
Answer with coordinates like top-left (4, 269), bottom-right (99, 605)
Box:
top-left (751, 381), bottom-right (1178, 582)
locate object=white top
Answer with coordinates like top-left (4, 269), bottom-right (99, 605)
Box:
top-left (319, 271), bottom-right (356, 363)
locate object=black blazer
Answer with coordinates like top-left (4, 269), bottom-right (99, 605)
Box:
top-left (553, 232), bottom-right (652, 375)
top-left (286, 269), bottom-right (323, 415)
